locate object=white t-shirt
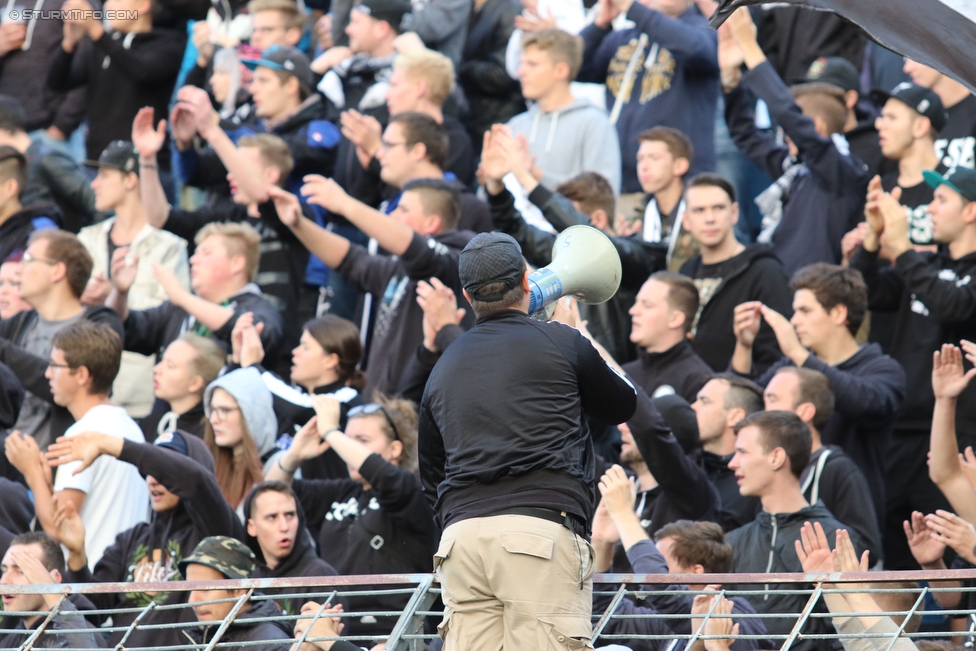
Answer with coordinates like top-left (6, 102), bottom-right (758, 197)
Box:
top-left (53, 404), bottom-right (150, 570)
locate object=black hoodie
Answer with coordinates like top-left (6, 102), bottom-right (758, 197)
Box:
top-left (184, 598), bottom-right (291, 651)
top-left (292, 453), bottom-right (437, 638)
top-left (726, 502), bottom-right (867, 651)
top-left (65, 435), bottom-right (243, 648)
top-left (242, 486), bottom-right (339, 617)
top-left (0, 203), bottom-right (62, 263)
top-left (623, 340), bottom-right (713, 403)
top-left (0, 477), bottom-right (33, 558)
top-left (850, 246), bottom-right (976, 439)
top-left (680, 244), bottom-right (793, 374)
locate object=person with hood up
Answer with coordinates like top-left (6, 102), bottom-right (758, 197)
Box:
top-left (725, 410), bottom-right (867, 651)
top-left (0, 532), bottom-right (104, 649)
top-left (203, 366), bottom-right (285, 517)
top-left (180, 536), bottom-right (292, 651)
top-left (243, 480), bottom-right (338, 616)
top-left (230, 314), bottom-right (366, 480)
top-left (266, 393), bottom-right (437, 639)
top-left (271, 152), bottom-right (475, 397)
top-left (0, 147), bottom-right (61, 273)
top-left (678, 174), bottom-right (792, 374)
top-left (45, 428), bottom-right (243, 649)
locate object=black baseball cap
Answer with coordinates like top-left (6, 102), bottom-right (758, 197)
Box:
top-left (352, 0), bottom-right (411, 31)
top-left (458, 232), bottom-right (525, 302)
top-left (84, 140), bottom-right (139, 174)
top-left (795, 57), bottom-right (860, 93)
top-left (870, 82), bottom-right (949, 132)
top-left (243, 45), bottom-right (312, 89)
top-left (923, 168), bottom-right (976, 203)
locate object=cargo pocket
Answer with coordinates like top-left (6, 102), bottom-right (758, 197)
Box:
top-left (433, 537), bottom-right (455, 572)
top-left (537, 614), bottom-right (594, 650)
top-left (500, 532), bottom-right (554, 560)
top-left (437, 607), bottom-right (453, 642)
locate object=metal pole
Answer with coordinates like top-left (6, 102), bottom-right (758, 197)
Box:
top-left (881, 586), bottom-right (928, 651)
top-left (18, 594), bottom-right (66, 651)
top-left (591, 584), bottom-right (630, 644)
top-left (386, 575), bottom-right (434, 651)
top-left (780, 583), bottom-right (824, 651)
top-left (202, 588), bottom-right (254, 651)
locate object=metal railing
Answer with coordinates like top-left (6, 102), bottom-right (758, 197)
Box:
top-left (2, 569), bottom-right (976, 650)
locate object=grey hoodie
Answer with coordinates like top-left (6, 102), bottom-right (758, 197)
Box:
top-left (507, 98), bottom-right (622, 194)
top-left (204, 367), bottom-right (280, 469)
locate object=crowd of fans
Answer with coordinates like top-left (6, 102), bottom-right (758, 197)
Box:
top-left (0, 0), bottom-right (975, 648)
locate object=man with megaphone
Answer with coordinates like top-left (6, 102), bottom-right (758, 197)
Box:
top-left (418, 231), bottom-right (638, 651)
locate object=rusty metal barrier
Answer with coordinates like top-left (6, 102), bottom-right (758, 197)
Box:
top-left (2, 569), bottom-right (976, 650)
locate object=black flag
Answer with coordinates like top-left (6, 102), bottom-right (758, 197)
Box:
top-left (711, 0), bottom-right (976, 93)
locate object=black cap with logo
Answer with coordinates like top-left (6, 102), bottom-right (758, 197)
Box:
top-left (870, 82), bottom-right (949, 132)
top-left (795, 56), bottom-right (860, 93)
top-left (84, 140), bottom-right (139, 175)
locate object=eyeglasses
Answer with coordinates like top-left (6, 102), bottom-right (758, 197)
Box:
top-left (209, 406), bottom-right (241, 421)
top-left (22, 252), bottom-right (58, 266)
top-left (380, 140), bottom-right (410, 150)
top-left (348, 404), bottom-right (400, 441)
top-left (47, 361), bottom-right (73, 370)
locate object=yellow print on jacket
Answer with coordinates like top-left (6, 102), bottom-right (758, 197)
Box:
top-left (607, 39), bottom-right (675, 104)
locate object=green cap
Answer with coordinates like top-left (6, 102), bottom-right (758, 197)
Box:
top-left (923, 168), bottom-right (976, 203)
top-left (178, 536), bottom-right (256, 580)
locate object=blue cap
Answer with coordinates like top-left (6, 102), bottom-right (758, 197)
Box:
top-left (154, 430), bottom-right (189, 457)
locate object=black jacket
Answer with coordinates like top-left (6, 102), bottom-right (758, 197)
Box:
top-left (0, 203), bottom-right (62, 263)
top-left (137, 400), bottom-right (207, 443)
top-left (24, 139), bottom-right (97, 233)
top-left (122, 284), bottom-right (284, 363)
top-left (65, 436), bottom-right (242, 648)
top-left (490, 184), bottom-right (666, 363)
top-left (243, 487), bottom-right (338, 617)
top-left (419, 309), bottom-right (637, 528)
top-left (293, 453), bottom-right (437, 638)
top-left (0, 599), bottom-right (105, 649)
top-left (680, 244), bottom-right (792, 374)
top-left (458, 0), bottom-right (525, 146)
top-left (0, 477), bottom-right (33, 557)
top-left (850, 246), bottom-right (976, 439)
top-left (623, 340), bottom-right (713, 403)
top-left (0, 361), bottom-right (24, 431)
top-left (801, 445), bottom-right (883, 566)
top-left (726, 61), bottom-right (869, 275)
top-left (699, 449), bottom-right (761, 531)
top-left (0, 305), bottom-right (123, 443)
top-left (47, 28), bottom-right (184, 168)
top-left (727, 502), bottom-right (867, 651)
top-left (396, 324), bottom-right (466, 404)
top-left (758, 7), bottom-right (865, 86)
top-left (339, 229), bottom-right (474, 396)
top-left (750, 345), bottom-right (905, 534)
top-left (184, 598), bottom-right (291, 651)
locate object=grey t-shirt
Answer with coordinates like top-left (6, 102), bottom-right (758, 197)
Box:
top-left (12, 312), bottom-right (84, 448)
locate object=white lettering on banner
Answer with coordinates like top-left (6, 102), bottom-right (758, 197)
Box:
top-left (935, 136), bottom-right (976, 171)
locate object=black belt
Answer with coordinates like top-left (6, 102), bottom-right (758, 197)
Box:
top-left (491, 507), bottom-right (588, 539)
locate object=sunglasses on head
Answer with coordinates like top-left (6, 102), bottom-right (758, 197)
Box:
top-left (348, 403), bottom-right (400, 441)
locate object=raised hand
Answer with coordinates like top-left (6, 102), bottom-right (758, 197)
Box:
top-left (294, 601), bottom-right (345, 642)
top-left (131, 107), bottom-right (167, 160)
top-left (760, 304), bottom-right (807, 364)
top-left (841, 223), bottom-right (868, 266)
top-left (110, 247), bottom-right (139, 293)
top-left (45, 431), bottom-right (117, 475)
top-left (80, 273), bottom-right (111, 306)
top-left (925, 510), bottom-right (976, 564)
top-left (168, 104), bottom-right (198, 150)
top-left (903, 511), bottom-right (946, 567)
top-left (594, 0), bottom-right (621, 28)
top-left (590, 499), bottom-right (620, 544)
top-left (192, 21), bottom-right (215, 66)
top-left (312, 395), bottom-right (342, 434)
top-left (932, 344), bottom-right (976, 401)
top-left (795, 521), bottom-right (834, 574)
top-left (863, 176), bottom-right (885, 236)
top-left (286, 417), bottom-right (330, 465)
top-left (239, 320), bottom-right (266, 368)
top-left (417, 278), bottom-right (464, 353)
top-left (5, 430), bottom-right (45, 480)
top-left (152, 263), bottom-right (189, 306)
top-left (479, 130), bottom-right (512, 183)
top-left (0, 22), bottom-right (27, 57)
top-left (300, 175), bottom-right (354, 216)
top-left (52, 493), bottom-right (86, 558)
top-left (717, 22), bottom-right (744, 75)
top-left (340, 110), bottom-right (382, 167)
top-left (834, 528), bottom-right (870, 575)
top-left (703, 596), bottom-right (740, 651)
top-left (732, 302), bottom-right (762, 349)
top-left (726, 6), bottom-right (757, 48)
top-left (176, 86), bottom-right (220, 140)
top-left (267, 186), bottom-right (303, 228)
top-left (598, 464), bottom-right (637, 519)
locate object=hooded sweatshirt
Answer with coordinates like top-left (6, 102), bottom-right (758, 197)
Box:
top-left (726, 502), bottom-right (867, 651)
top-left (578, 2), bottom-right (718, 191)
top-left (204, 367), bottom-right (284, 479)
top-left (622, 340), bottom-right (713, 403)
top-left (679, 244), bottom-right (792, 374)
top-left (292, 453), bottom-right (437, 638)
top-left (183, 598), bottom-right (292, 651)
top-left (0, 478), bottom-right (33, 558)
top-left (64, 435), bottom-right (243, 649)
top-left (507, 98), bottom-right (622, 195)
top-left (850, 246), bottom-right (976, 439)
top-left (242, 486), bottom-right (338, 617)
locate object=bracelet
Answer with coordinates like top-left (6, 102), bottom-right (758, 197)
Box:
top-left (277, 457), bottom-right (296, 475)
top-left (140, 163), bottom-right (158, 170)
top-left (321, 428), bottom-right (341, 439)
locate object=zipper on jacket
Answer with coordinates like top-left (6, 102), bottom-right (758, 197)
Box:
top-left (764, 513), bottom-right (777, 600)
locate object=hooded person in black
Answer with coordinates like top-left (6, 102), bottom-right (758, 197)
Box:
top-left (46, 429), bottom-right (243, 648)
top-left (678, 174), bottom-right (792, 374)
top-left (0, 145), bottom-right (62, 262)
top-left (266, 394), bottom-right (437, 639)
top-left (243, 481), bottom-right (338, 617)
top-left (0, 478), bottom-right (33, 558)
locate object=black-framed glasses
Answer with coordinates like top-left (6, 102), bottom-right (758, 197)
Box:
top-left (348, 404), bottom-right (400, 441)
top-left (210, 405), bottom-right (241, 421)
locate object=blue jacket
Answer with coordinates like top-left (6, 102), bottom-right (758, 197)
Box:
top-left (725, 61), bottom-right (868, 275)
top-left (578, 3), bottom-right (719, 192)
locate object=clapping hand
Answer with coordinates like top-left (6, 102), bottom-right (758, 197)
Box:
top-left (904, 510), bottom-right (946, 567)
top-left (417, 278), bottom-right (464, 353)
top-left (932, 344), bottom-right (976, 401)
top-left (301, 175), bottom-right (354, 216)
top-left (312, 395), bottom-right (342, 435)
top-left (598, 464), bottom-right (637, 520)
top-left (268, 186), bottom-right (303, 228)
top-left (795, 521), bottom-right (835, 574)
top-left (924, 510), bottom-right (976, 564)
top-left (131, 107), bottom-right (167, 160)
top-left (110, 247), bottom-right (139, 293)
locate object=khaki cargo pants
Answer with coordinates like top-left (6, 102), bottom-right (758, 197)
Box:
top-left (434, 514), bottom-right (596, 651)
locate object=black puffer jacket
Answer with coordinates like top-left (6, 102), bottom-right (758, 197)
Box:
top-left (489, 185), bottom-right (666, 363)
top-left (458, 0), bottom-right (525, 147)
top-left (184, 598), bottom-right (292, 651)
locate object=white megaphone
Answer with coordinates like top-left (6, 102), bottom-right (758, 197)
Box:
top-left (527, 225), bottom-right (623, 315)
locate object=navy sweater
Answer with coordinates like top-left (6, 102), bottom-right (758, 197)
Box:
top-left (725, 61), bottom-right (868, 275)
top-left (578, 3), bottom-right (718, 192)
